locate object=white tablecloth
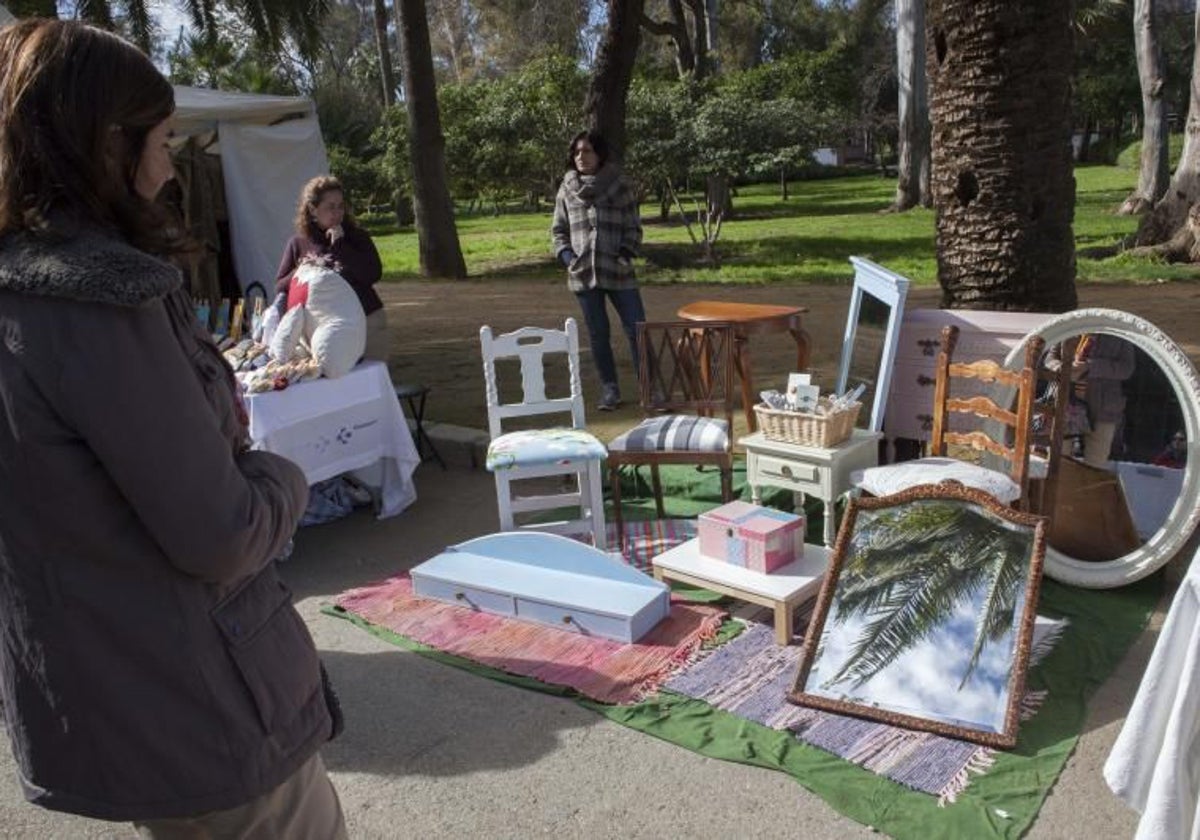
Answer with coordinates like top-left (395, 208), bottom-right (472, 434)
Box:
top-left (245, 361), bottom-right (419, 519)
top-left (1104, 545), bottom-right (1200, 840)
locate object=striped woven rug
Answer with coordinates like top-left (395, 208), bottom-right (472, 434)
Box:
top-left (605, 518), bottom-right (696, 571)
top-left (664, 617), bottom-right (1065, 804)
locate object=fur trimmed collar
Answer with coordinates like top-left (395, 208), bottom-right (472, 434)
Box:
top-left (0, 227), bottom-right (181, 307)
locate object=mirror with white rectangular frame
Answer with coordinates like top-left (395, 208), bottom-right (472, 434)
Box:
top-left (836, 257), bottom-right (911, 433)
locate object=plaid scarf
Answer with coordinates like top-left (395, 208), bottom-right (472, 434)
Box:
top-left (551, 163), bottom-right (643, 292)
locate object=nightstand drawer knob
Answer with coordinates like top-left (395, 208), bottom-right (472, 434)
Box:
top-left (781, 465), bottom-right (793, 478)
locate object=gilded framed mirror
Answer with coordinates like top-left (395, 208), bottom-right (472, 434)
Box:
top-left (788, 483), bottom-right (1047, 749)
top-left (1003, 308), bottom-right (1200, 589)
top-left (836, 257), bottom-right (910, 433)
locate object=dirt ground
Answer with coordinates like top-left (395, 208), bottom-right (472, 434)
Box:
top-left (381, 276), bottom-right (1200, 441)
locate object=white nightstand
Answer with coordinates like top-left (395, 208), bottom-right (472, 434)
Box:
top-left (742, 429), bottom-right (882, 546)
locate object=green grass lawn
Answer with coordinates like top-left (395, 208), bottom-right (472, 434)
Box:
top-left (368, 166), bottom-right (1200, 286)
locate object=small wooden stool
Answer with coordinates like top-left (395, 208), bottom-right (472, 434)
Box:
top-left (394, 383), bottom-right (446, 469)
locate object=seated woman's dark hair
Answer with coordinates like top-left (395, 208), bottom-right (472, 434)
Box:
top-left (294, 175), bottom-right (359, 240)
top-left (0, 20), bottom-right (182, 255)
top-left (566, 130), bottom-right (609, 172)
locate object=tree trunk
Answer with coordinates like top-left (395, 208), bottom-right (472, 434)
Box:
top-left (1120, 0), bottom-right (1168, 216)
top-left (395, 0), bottom-right (467, 279)
top-left (1077, 114), bottom-right (1093, 163)
top-left (1136, 2), bottom-right (1200, 247)
top-left (6, 0), bottom-right (55, 16)
top-left (894, 0), bottom-right (932, 211)
top-left (586, 0), bottom-right (645, 160)
top-left (927, 0), bottom-right (1077, 312)
top-left (373, 0), bottom-right (397, 107)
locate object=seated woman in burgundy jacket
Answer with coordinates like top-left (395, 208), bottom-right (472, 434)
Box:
top-left (275, 175), bottom-right (388, 362)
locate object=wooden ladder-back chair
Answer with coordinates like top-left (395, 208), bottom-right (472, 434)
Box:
top-left (607, 321), bottom-right (737, 546)
top-left (480, 318), bottom-right (608, 548)
top-left (854, 325), bottom-right (1044, 510)
top-left (929, 325), bottom-right (1045, 510)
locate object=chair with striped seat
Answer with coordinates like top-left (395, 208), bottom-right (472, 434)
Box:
top-left (607, 321), bottom-right (736, 547)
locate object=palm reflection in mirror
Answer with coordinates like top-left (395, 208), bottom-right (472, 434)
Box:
top-left (790, 486), bottom-right (1045, 748)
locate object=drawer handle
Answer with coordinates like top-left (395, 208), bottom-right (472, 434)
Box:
top-left (916, 374), bottom-right (935, 387)
top-left (918, 414), bottom-right (933, 431)
top-left (562, 615), bottom-right (575, 625)
top-left (918, 338), bottom-right (939, 356)
top-left (780, 465), bottom-right (793, 478)
top-left (455, 592), bottom-right (467, 601)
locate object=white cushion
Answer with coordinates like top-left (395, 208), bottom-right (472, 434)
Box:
top-left (853, 457), bottom-right (1021, 504)
top-left (607, 415), bottom-right (729, 453)
top-left (301, 263), bottom-right (367, 378)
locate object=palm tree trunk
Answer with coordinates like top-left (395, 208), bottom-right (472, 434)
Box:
top-left (1120, 0), bottom-right (1168, 216)
top-left (927, 0), bottom-right (1077, 312)
top-left (394, 0), bottom-right (467, 279)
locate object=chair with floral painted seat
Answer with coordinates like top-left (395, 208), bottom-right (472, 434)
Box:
top-left (480, 318), bottom-right (607, 548)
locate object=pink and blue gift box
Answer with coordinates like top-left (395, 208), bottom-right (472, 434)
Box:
top-left (697, 500), bottom-right (805, 574)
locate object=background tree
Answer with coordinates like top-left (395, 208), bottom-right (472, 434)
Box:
top-left (1073, 0), bottom-right (1138, 164)
top-left (1129, 1), bottom-right (1200, 259)
top-left (927, 0), bottom-right (1077, 312)
top-left (372, 0), bottom-right (397, 105)
top-left (395, 0), bottom-right (467, 278)
top-left (1121, 0), bottom-right (1170, 214)
top-left (585, 0), bottom-right (646, 158)
top-left (893, 0), bottom-right (931, 210)
top-left (641, 0), bottom-right (713, 80)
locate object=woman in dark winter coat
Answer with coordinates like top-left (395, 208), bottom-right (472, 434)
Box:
top-left (275, 175), bottom-right (388, 362)
top-left (0, 20), bottom-right (346, 838)
top-left (551, 130), bottom-right (645, 411)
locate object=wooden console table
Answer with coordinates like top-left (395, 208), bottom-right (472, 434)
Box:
top-left (652, 538), bottom-right (830, 645)
top-left (742, 428), bottom-right (882, 546)
top-left (677, 301), bottom-right (811, 432)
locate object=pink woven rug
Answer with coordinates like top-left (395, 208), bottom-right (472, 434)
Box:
top-left (334, 574), bottom-right (724, 705)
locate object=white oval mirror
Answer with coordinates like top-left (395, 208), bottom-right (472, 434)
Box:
top-left (1003, 308), bottom-right (1200, 588)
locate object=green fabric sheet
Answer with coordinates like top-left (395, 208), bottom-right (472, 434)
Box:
top-left (324, 572), bottom-right (1157, 840)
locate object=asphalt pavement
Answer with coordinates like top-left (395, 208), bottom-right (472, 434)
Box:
top-left (0, 462), bottom-right (1164, 839)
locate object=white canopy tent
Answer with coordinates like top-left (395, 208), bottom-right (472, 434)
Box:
top-left (173, 85), bottom-right (329, 294)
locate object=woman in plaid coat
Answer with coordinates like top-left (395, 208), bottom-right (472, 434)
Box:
top-left (551, 131), bottom-right (645, 411)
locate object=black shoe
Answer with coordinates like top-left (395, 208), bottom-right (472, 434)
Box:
top-left (597, 384), bottom-right (621, 412)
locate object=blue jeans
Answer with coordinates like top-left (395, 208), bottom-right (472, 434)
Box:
top-left (574, 287), bottom-right (646, 390)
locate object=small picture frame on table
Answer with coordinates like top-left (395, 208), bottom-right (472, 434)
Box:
top-left (787, 372), bottom-right (820, 412)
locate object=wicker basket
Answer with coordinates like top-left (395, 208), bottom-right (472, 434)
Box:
top-left (754, 398), bottom-right (862, 448)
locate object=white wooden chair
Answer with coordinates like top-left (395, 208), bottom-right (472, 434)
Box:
top-left (480, 318), bottom-right (608, 548)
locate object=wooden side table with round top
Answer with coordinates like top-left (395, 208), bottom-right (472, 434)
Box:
top-left (677, 301), bottom-right (812, 432)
